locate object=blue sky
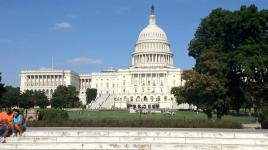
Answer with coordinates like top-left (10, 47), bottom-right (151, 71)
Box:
top-left (0, 0), bottom-right (267, 87)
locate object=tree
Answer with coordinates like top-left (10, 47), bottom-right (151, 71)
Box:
top-left (51, 85), bottom-right (81, 108)
top-left (19, 90), bottom-right (35, 109)
top-left (171, 87), bottom-right (185, 105)
top-left (0, 72), bottom-right (6, 107)
top-left (177, 71), bottom-right (228, 119)
top-left (33, 91), bottom-right (49, 108)
top-left (187, 5), bottom-right (268, 119)
top-left (1, 86), bottom-right (20, 107)
top-left (86, 88), bottom-right (97, 104)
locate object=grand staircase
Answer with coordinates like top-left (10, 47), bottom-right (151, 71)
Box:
top-left (1, 128), bottom-right (268, 150)
top-left (90, 94), bottom-right (115, 109)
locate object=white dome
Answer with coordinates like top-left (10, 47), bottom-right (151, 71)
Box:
top-left (131, 6), bottom-right (174, 69)
top-left (137, 24), bottom-right (168, 43)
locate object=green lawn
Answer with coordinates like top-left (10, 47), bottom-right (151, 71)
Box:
top-left (68, 110), bottom-right (256, 124)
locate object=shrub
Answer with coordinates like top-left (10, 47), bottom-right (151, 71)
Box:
top-left (261, 119), bottom-right (268, 129)
top-left (28, 119), bottom-right (242, 128)
top-left (260, 102), bottom-right (268, 129)
top-left (38, 109), bottom-right (69, 120)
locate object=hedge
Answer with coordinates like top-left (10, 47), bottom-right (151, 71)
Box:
top-left (28, 119), bottom-right (242, 129)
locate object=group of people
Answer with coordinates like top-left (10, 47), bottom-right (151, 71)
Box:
top-left (0, 107), bottom-right (27, 143)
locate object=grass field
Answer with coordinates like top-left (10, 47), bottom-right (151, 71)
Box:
top-left (68, 110), bottom-right (256, 124)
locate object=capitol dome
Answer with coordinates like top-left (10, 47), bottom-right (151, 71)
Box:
top-left (131, 6), bottom-right (174, 69)
top-left (137, 23), bottom-right (168, 43)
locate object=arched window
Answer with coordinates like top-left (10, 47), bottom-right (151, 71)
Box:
top-left (144, 96), bottom-right (148, 101)
top-left (136, 96), bottom-right (140, 101)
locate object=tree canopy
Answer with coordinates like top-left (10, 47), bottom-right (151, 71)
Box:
top-left (86, 88), bottom-right (97, 104)
top-left (0, 86), bottom-right (20, 107)
top-left (51, 85), bottom-right (81, 108)
top-left (174, 5), bottom-right (268, 120)
top-left (0, 82), bottom-right (49, 109)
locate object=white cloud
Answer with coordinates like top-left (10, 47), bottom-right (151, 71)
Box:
top-left (53, 21), bottom-right (72, 30)
top-left (67, 57), bottom-right (103, 66)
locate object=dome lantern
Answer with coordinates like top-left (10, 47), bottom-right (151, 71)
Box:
top-left (149, 5), bottom-right (156, 25)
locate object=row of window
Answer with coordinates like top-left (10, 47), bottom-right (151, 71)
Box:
top-left (95, 83), bottom-right (116, 88)
top-left (133, 80), bottom-right (164, 86)
top-left (25, 81), bottom-right (64, 86)
top-left (118, 95), bottom-right (171, 102)
top-left (123, 87), bottom-right (163, 93)
top-left (140, 33), bottom-right (165, 38)
top-left (26, 75), bottom-right (64, 79)
top-left (136, 43), bottom-right (169, 50)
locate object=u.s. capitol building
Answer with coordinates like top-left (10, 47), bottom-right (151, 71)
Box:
top-left (20, 7), bottom-right (185, 109)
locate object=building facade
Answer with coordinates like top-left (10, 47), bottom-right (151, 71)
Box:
top-left (20, 7), bottom-right (184, 109)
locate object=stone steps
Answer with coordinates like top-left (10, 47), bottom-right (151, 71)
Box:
top-left (18, 130), bottom-right (268, 139)
top-left (5, 136), bottom-right (268, 145)
top-left (1, 143), bottom-right (268, 150)
top-left (1, 128), bottom-right (268, 150)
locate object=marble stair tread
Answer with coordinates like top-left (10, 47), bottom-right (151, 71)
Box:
top-left (1, 143), bottom-right (268, 150)
top-left (5, 136), bottom-right (268, 146)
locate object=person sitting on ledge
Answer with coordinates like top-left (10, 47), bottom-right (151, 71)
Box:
top-left (13, 109), bottom-right (27, 136)
top-left (0, 106), bottom-right (15, 143)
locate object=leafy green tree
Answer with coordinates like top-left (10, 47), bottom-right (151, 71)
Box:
top-left (171, 87), bottom-right (185, 105)
top-left (178, 71), bottom-right (228, 119)
top-left (33, 91), bottom-right (49, 108)
top-left (1, 86), bottom-right (20, 107)
top-left (19, 90), bottom-right (35, 109)
top-left (51, 85), bottom-right (81, 108)
top-left (86, 88), bottom-right (97, 104)
top-left (187, 5), bottom-right (267, 119)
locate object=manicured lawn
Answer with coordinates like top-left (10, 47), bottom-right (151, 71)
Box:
top-left (68, 110), bottom-right (255, 124)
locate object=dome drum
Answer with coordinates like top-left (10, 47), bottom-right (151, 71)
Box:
top-left (131, 53), bottom-right (174, 68)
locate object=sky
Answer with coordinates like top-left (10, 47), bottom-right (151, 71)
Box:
top-left (0, 0), bottom-right (267, 87)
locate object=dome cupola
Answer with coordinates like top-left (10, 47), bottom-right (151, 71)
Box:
top-left (131, 6), bottom-right (174, 69)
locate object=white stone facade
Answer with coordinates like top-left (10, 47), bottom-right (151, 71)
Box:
top-left (20, 7), bottom-right (184, 109)
top-left (20, 70), bottom-right (80, 99)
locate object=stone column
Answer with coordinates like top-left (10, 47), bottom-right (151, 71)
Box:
top-left (54, 75), bottom-right (56, 86)
top-left (49, 75), bottom-right (51, 86)
top-left (46, 75), bottom-right (49, 86)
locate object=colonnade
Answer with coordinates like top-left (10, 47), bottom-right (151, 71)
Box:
top-left (80, 79), bottom-right (91, 90)
top-left (131, 73), bottom-right (166, 86)
top-left (132, 53), bottom-right (173, 66)
top-left (25, 75), bottom-right (64, 87)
